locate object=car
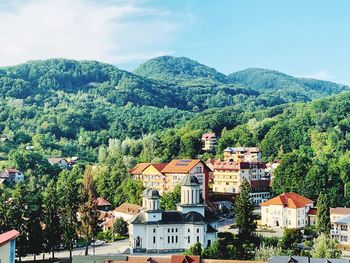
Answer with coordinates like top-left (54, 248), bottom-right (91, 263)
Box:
top-left (90, 240), bottom-right (105, 247)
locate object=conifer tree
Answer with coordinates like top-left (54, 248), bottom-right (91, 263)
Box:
top-left (316, 193), bottom-right (330, 234)
top-left (235, 179), bottom-right (256, 240)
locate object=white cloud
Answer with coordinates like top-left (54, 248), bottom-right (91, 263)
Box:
top-left (0, 0), bottom-right (182, 67)
top-left (300, 70), bottom-right (334, 81)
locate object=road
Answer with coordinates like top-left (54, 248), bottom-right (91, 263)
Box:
top-left (22, 239), bottom-right (129, 261)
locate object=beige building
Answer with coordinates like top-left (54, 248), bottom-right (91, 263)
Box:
top-left (260, 192), bottom-right (314, 229)
top-left (201, 133), bottom-right (216, 152)
top-left (212, 161), bottom-right (270, 204)
top-left (223, 147), bottom-right (261, 162)
top-left (330, 207), bottom-right (350, 245)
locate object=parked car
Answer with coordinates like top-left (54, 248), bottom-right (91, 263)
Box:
top-left (91, 240), bottom-right (105, 247)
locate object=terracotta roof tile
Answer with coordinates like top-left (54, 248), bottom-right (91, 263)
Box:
top-left (161, 160), bottom-right (201, 174)
top-left (96, 197), bottom-right (111, 206)
top-left (114, 203), bottom-right (141, 215)
top-left (129, 163), bottom-right (150, 175)
top-left (260, 192), bottom-right (313, 208)
top-left (151, 163), bottom-right (168, 173)
top-left (171, 255), bottom-right (200, 263)
top-left (308, 208), bottom-right (317, 215)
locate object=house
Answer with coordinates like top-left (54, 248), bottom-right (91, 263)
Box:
top-left (269, 256), bottom-right (348, 263)
top-left (114, 203), bottom-right (141, 221)
top-left (0, 229), bottom-right (20, 263)
top-left (128, 174), bottom-right (218, 253)
top-left (129, 163), bottom-right (152, 180)
top-left (0, 168), bottom-right (24, 183)
top-left (212, 161), bottom-right (270, 204)
top-left (48, 157), bottom-right (68, 168)
top-left (161, 160), bottom-right (210, 201)
top-left (260, 192), bottom-right (314, 229)
top-left (223, 147), bottom-right (262, 162)
top-left (201, 133), bottom-right (216, 152)
top-left (307, 208), bottom-right (317, 226)
top-left (330, 207), bottom-right (350, 246)
top-left (96, 197), bottom-right (112, 211)
top-left (138, 163), bottom-right (168, 194)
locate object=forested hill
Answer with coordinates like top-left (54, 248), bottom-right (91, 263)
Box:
top-left (133, 56), bottom-right (231, 85)
top-left (229, 68), bottom-right (348, 100)
top-left (0, 57), bottom-right (349, 163)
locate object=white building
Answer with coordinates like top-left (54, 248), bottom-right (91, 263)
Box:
top-left (330, 207), bottom-right (350, 245)
top-left (0, 168), bottom-right (24, 183)
top-left (128, 174), bottom-right (218, 253)
top-left (260, 192), bottom-right (314, 229)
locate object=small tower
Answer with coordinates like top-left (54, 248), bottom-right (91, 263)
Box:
top-left (177, 174), bottom-right (206, 216)
top-left (142, 189), bottom-right (162, 222)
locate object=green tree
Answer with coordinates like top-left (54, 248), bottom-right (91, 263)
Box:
top-left (316, 193), bottom-right (330, 234)
top-left (160, 185), bottom-right (181, 210)
top-left (235, 179), bottom-right (256, 240)
top-left (113, 217), bottom-right (128, 236)
top-left (279, 228), bottom-right (302, 251)
top-left (186, 242), bottom-right (202, 256)
top-left (311, 234), bottom-right (341, 258)
top-left (255, 244), bottom-right (283, 261)
top-left (78, 166), bottom-right (100, 255)
top-left (42, 180), bottom-right (61, 259)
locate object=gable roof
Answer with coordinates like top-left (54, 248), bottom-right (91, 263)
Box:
top-left (170, 255), bottom-right (200, 263)
top-left (202, 133), bottom-right (216, 140)
top-left (0, 229), bottom-right (20, 246)
top-left (307, 208), bottom-right (317, 216)
top-left (48, 157), bottom-right (66, 164)
top-left (260, 192), bottom-right (313, 208)
top-left (115, 203), bottom-right (141, 215)
top-left (129, 163), bottom-right (150, 175)
top-left (161, 159), bottom-right (202, 174)
top-left (330, 207), bottom-right (350, 215)
top-left (96, 197), bottom-right (111, 206)
top-left (150, 163), bottom-right (168, 173)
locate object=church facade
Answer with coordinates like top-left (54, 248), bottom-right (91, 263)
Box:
top-left (128, 174), bottom-right (218, 253)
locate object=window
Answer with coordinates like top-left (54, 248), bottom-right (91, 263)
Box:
top-left (168, 229), bottom-right (170, 233)
top-left (172, 236), bottom-right (174, 243)
top-left (153, 236), bottom-right (156, 244)
top-left (172, 228), bottom-right (174, 232)
top-left (176, 236), bottom-right (178, 243)
top-left (288, 220), bottom-right (291, 225)
top-left (197, 236), bottom-right (200, 242)
top-left (341, 225), bottom-right (348, 231)
top-left (153, 229), bottom-right (156, 233)
top-left (196, 167), bottom-right (202, 173)
top-left (188, 228), bottom-right (190, 233)
top-left (197, 229), bottom-right (199, 233)
top-left (175, 228), bottom-right (178, 232)
top-left (298, 220), bottom-right (300, 226)
top-left (168, 236), bottom-right (170, 243)
top-left (188, 236), bottom-right (190, 243)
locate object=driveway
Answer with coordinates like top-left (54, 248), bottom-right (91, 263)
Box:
top-left (21, 239), bottom-right (129, 261)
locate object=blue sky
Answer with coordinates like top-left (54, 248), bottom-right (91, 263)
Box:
top-left (0, 0), bottom-right (349, 84)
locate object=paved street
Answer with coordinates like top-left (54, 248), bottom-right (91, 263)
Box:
top-left (22, 239), bottom-right (129, 261)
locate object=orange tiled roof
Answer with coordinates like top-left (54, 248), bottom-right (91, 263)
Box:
top-left (260, 192), bottom-right (313, 208)
top-left (161, 159), bottom-right (201, 174)
top-left (171, 255), bottom-right (200, 263)
top-left (96, 197), bottom-right (111, 206)
top-left (129, 163), bottom-right (150, 175)
top-left (114, 203), bottom-right (141, 215)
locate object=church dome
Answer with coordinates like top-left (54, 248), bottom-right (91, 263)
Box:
top-left (142, 189), bottom-right (160, 199)
top-left (184, 211), bottom-right (206, 223)
top-left (180, 174), bottom-right (200, 186)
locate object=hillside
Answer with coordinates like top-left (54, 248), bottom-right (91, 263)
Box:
top-left (133, 56), bottom-right (231, 86)
top-left (229, 68), bottom-right (349, 101)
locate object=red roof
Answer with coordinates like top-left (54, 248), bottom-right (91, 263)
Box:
top-left (202, 133), bottom-right (216, 140)
top-left (308, 208), bottom-right (317, 215)
top-left (151, 163), bottom-right (168, 173)
top-left (0, 230), bottom-right (20, 246)
top-left (260, 192), bottom-right (313, 208)
top-left (96, 197), bottom-right (111, 206)
top-left (214, 161), bottom-right (266, 170)
top-left (170, 255), bottom-right (200, 263)
top-left (114, 203), bottom-right (141, 215)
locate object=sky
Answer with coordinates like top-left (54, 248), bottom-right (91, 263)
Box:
top-left (0, 0), bottom-right (349, 84)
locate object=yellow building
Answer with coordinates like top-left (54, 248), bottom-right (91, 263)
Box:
top-left (129, 163), bottom-right (168, 194)
top-left (223, 147), bottom-right (261, 162)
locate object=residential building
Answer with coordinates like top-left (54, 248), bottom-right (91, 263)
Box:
top-left (269, 256), bottom-right (349, 263)
top-left (139, 163), bottom-right (168, 194)
top-left (129, 163), bottom-right (151, 180)
top-left (201, 133), bottom-right (216, 152)
top-left (0, 168), bottom-right (24, 183)
top-left (0, 230), bottom-right (20, 263)
top-left (128, 174), bottom-right (218, 253)
top-left (212, 161), bottom-right (270, 204)
top-left (114, 203), bottom-right (141, 221)
top-left (330, 207), bottom-right (350, 245)
top-left (223, 147), bottom-right (261, 162)
top-left (48, 157), bottom-right (68, 168)
top-left (161, 160), bottom-right (210, 201)
top-left (96, 197), bottom-right (112, 211)
top-left (307, 208), bottom-right (317, 226)
top-left (260, 192), bottom-right (314, 229)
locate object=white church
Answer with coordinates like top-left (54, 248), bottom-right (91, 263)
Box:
top-left (128, 174), bottom-right (218, 253)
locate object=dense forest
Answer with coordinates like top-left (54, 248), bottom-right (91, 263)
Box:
top-left (1, 56), bottom-right (350, 258)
